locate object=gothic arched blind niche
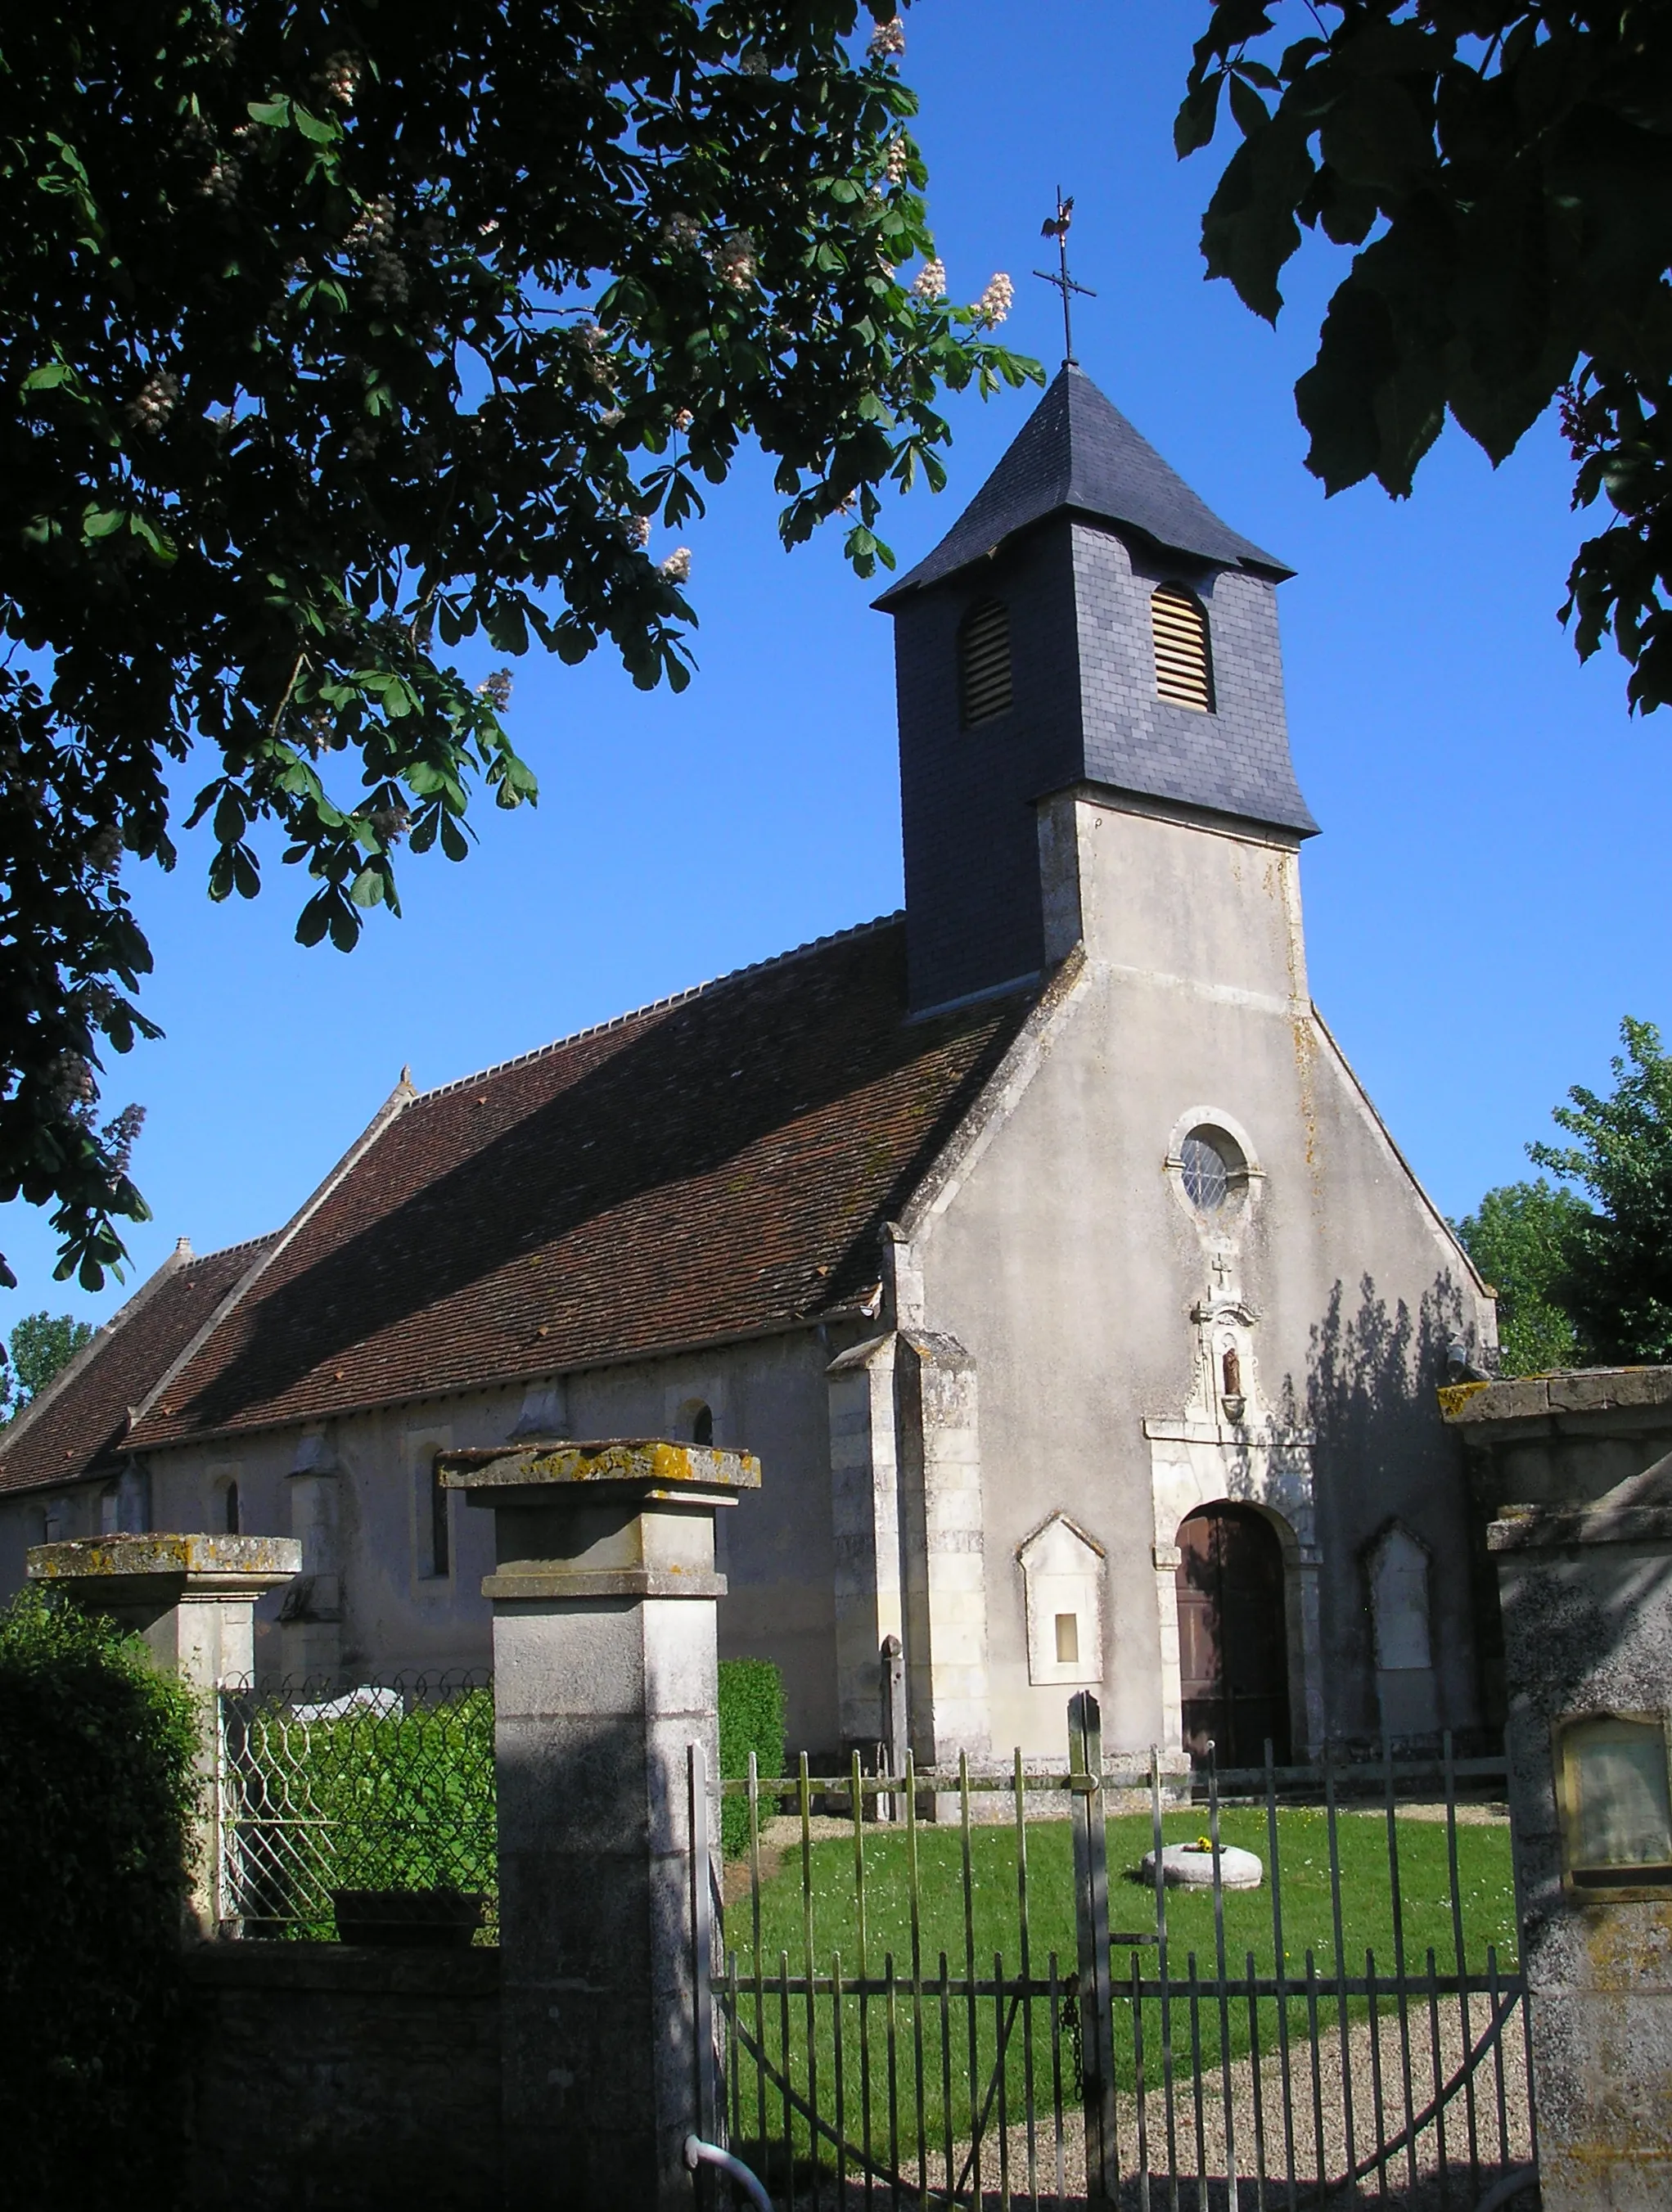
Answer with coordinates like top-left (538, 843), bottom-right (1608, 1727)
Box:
top-left (1151, 583), bottom-right (1214, 712)
top-left (959, 598), bottom-right (1012, 726)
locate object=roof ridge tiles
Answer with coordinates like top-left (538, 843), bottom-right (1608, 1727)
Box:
top-left (180, 1228), bottom-right (280, 1267)
top-left (412, 910), bottom-right (906, 1101)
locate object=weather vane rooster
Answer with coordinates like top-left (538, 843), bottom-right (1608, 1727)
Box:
top-left (1034, 190), bottom-right (1096, 367)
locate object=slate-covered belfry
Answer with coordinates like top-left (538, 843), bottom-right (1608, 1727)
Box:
top-left (0, 367), bottom-right (1497, 1772)
top-left (879, 363), bottom-right (1314, 1015)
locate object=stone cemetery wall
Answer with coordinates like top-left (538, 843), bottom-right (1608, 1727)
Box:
top-left (181, 1944), bottom-right (500, 2210)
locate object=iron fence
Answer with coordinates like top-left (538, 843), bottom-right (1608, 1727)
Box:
top-left (701, 1700), bottom-right (1535, 2209)
top-left (214, 1672), bottom-right (495, 1941)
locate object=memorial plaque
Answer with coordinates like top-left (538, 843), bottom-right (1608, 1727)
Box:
top-left (1557, 1711), bottom-right (1672, 1898)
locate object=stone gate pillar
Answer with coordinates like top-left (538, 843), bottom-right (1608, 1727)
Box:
top-left (1489, 1461), bottom-right (1672, 2210)
top-left (26, 1533), bottom-right (301, 1935)
top-left (440, 1436), bottom-right (759, 2212)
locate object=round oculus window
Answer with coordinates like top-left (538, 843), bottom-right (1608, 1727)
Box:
top-left (1179, 1126), bottom-right (1243, 1212)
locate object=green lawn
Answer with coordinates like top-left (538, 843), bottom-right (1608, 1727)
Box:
top-left (716, 1804), bottom-right (1517, 2187)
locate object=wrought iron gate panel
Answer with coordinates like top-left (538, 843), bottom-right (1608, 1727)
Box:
top-left (700, 1698), bottom-right (1536, 2208)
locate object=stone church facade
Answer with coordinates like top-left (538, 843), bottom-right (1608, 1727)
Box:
top-left (0, 367), bottom-right (1498, 1768)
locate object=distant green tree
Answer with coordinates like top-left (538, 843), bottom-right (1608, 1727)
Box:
top-left (1529, 1016), bottom-right (1672, 1362)
top-left (1453, 1179), bottom-right (1591, 1377)
top-left (2, 1309), bottom-right (94, 1421)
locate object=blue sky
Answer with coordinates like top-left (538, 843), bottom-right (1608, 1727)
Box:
top-left (6, 1), bottom-right (1662, 1329)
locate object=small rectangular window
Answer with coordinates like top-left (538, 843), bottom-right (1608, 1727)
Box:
top-left (1054, 1611), bottom-right (1079, 1665)
top-left (429, 1462), bottom-right (451, 1578)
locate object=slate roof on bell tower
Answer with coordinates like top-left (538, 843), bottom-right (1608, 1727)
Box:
top-left (874, 363), bottom-right (1291, 606)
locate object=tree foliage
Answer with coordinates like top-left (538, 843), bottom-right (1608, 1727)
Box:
top-left (0, 1588), bottom-right (201, 2210)
top-left (2, 3), bottom-right (1037, 1291)
top-left (1, 1308), bottom-right (95, 1420)
top-left (1179, 3), bottom-right (1672, 713)
top-left (1529, 1014), bottom-right (1672, 1361)
top-left (1452, 1178), bottom-right (1590, 1375)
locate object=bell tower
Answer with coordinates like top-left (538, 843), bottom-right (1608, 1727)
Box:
top-left (876, 365), bottom-right (1317, 1015)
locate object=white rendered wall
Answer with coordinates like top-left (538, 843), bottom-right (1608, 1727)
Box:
top-left (906, 787), bottom-right (1494, 1760)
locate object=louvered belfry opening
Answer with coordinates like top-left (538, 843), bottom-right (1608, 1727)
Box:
top-left (1151, 583), bottom-right (1214, 712)
top-left (959, 597), bottom-right (1012, 726)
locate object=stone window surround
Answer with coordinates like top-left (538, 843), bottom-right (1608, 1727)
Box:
top-left (1163, 1105), bottom-right (1264, 1242)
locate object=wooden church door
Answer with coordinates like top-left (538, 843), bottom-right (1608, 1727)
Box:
top-left (1175, 1503), bottom-right (1292, 1768)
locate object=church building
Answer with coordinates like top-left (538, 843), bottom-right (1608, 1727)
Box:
top-left (0, 366), bottom-right (1498, 1769)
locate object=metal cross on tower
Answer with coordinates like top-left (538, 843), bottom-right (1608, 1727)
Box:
top-left (1034, 190), bottom-right (1097, 367)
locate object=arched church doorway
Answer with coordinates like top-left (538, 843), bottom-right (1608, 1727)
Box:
top-left (1174, 1504), bottom-right (1291, 1768)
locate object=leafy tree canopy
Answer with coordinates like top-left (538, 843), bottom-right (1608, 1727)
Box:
top-left (2, 1309), bottom-right (96, 1420)
top-left (2, 3), bottom-right (1036, 1292)
top-left (1452, 1178), bottom-right (1591, 1376)
top-left (1179, 4), bottom-right (1672, 714)
top-left (1529, 1014), bottom-right (1672, 1361)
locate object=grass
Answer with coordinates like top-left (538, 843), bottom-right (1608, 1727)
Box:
top-left (717, 1802), bottom-right (1517, 2187)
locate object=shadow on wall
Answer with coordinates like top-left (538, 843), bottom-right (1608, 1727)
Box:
top-left (1302, 1273), bottom-right (1491, 1746)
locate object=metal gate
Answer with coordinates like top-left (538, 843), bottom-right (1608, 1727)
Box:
top-left (696, 1694), bottom-right (1536, 2207)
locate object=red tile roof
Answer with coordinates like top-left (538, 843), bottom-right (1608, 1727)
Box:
top-left (48, 917), bottom-right (1035, 1459)
top-left (0, 1237), bottom-right (277, 1495)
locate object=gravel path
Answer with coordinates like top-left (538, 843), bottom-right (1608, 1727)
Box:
top-left (793, 1994), bottom-right (1533, 2209)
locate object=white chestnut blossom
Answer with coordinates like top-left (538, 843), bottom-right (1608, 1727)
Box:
top-left (196, 157), bottom-right (241, 205)
top-left (910, 258), bottom-right (946, 300)
top-left (321, 52), bottom-right (363, 109)
top-left (869, 16), bottom-right (907, 59)
top-left (124, 371), bottom-right (181, 433)
top-left (974, 272), bottom-right (1015, 328)
top-left (660, 212), bottom-right (701, 249)
top-left (885, 136), bottom-right (912, 186)
top-left (573, 321), bottom-right (615, 389)
top-left (660, 547), bottom-right (692, 583)
top-left (345, 193), bottom-right (396, 254)
top-left (674, 408), bottom-right (694, 432)
top-left (622, 513), bottom-right (651, 549)
top-left (715, 231), bottom-right (758, 292)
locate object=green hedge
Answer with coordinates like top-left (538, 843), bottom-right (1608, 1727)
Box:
top-left (718, 1656), bottom-right (786, 1857)
top-left (237, 1685), bottom-right (497, 1935)
top-left (0, 1588), bottom-right (200, 2209)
